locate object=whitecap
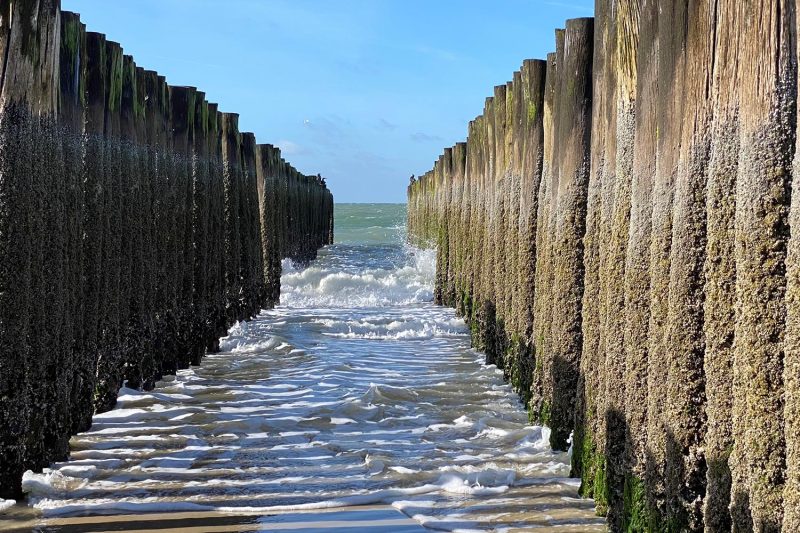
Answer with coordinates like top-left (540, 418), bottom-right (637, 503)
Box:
top-left (0, 499), bottom-right (16, 514)
top-left (22, 470), bottom-right (88, 499)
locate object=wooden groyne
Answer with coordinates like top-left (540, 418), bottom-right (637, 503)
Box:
top-left (0, 1), bottom-right (333, 499)
top-left (408, 1), bottom-right (799, 530)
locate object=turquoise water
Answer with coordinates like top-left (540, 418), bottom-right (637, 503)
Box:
top-left (16, 204), bottom-right (603, 531)
top-left (333, 203), bottom-right (408, 245)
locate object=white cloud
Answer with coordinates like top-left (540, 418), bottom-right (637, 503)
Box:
top-left (277, 140), bottom-right (304, 155)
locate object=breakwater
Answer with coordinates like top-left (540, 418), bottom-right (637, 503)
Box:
top-left (408, 2), bottom-right (799, 531)
top-left (0, 1), bottom-right (333, 499)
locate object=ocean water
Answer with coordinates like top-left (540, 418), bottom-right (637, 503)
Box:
top-left (12, 203), bottom-right (603, 531)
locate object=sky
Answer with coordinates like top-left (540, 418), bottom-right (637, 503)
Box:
top-left (63, 0), bottom-right (594, 203)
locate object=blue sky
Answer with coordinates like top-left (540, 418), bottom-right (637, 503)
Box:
top-left (63, 0), bottom-right (593, 202)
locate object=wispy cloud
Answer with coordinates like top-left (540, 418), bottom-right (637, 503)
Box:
top-left (410, 132), bottom-right (443, 143)
top-left (303, 115), bottom-right (354, 148)
top-left (277, 140), bottom-right (306, 156)
top-left (377, 118), bottom-right (397, 131)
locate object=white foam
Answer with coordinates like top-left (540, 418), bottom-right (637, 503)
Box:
top-left (392, 499), bottom-right (437, 510)
top-left (116, 388), bottom-right (192, 403)
top-left (218, 322), bottom-right (289, 354)
top-left (433, 469), bottom-right (516, 496)
top-left (33, 484), bottom-right (445, 518)
top-left (22, 470), bottom-right (87, 498)
top-left (322, 316), bottom-right (466, 340)
top-left (389, 466), bottom-right (419, 475)
top-left (280, 247), bottom-right (436, 308)
top-left (0, 499), bottom-right (15, 514)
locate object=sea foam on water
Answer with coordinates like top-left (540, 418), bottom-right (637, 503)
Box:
top-left (19, 205), bottom-right (603, 530)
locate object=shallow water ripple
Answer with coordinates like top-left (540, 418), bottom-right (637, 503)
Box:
top-left (20, 214), bottom-right (603, 531)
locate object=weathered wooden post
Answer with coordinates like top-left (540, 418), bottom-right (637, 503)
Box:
top-left (434, 152), bottom-right (448, 306)
top-left (221, 113), bottom-right (243, 321)
top-left (514, 59), bottom-right (545, 407)
top-left (785, 0), bottom-right (800, 527)
top-left (575, 1), bottom-right (629, 520)
top-left (119, 55), bottom-right (144, 387)
top-left (191, 91), bottom-right (211, 364)
top-left (94, 40), bottom-right (125, 412)
top-left (643, 0), bottom-right (684, 522)
top-left (0, 0), bottom-right (60, 498)
top-left (661, 1), bottom-right (717, 529)
top-left (786, 0), bottom-right (800, 526)
top-left (168, 85), bottom-right (196, 370)
top-left (548, 17), bottom-right (593, 454)
top-left (702, 1), bottom-right (741, 528)
top-left (177, 88), bottom-right (197, 367)
top-left (621, 0), bottom-right (655, 527)
top-left (531, 40), bottom-right (561, 430)
top-left (60, 11), bottom-right (89, 434)
top-left (133, 66), bottom-right (158, 389)
top-left (240, 132), bottom-right (265, 317)
top-left (207, 104), bottom-right (227, 349)
top-left (731, 1), bottom-right (795, 530)
top-left (256, 144), bottom-right (280, 306)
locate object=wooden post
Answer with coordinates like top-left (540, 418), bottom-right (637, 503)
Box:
top-left (59, 11), bottom-right (89, 435)
top-left (0, 0), bottom-right (60, 498)
top-left (168, 85), bottom-right (195, 370)
top-left (221, 113), bottom-right (243, 322)
top-left (548, 17), bottom-right (593, 454)
top-left (94, 39), bottom-right (124, 412)
top-left (731, 1), bottom-right (794, 530)
top-left (701, 1), bottom-right (741, 529)
top-left (531, 41), bottom-right (561, 431)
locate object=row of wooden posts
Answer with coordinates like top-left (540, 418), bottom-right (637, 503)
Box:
top-left (408, 2), bottom-right (800, 531)
top-left (0, 1), bottom-right (333, 498)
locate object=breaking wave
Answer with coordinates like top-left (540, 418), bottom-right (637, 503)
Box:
top-left (279, 245), bottom-right (436, 308)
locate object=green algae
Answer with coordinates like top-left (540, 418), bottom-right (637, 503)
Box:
top-left (572, 423), bottom-right (608, 517)
top-left (623, 474), bottom-right (658, 532)
top-left (527, 101), bottom-right (538, 124)
top-left (60, 16), bottom-right (87, 108)
top-left (107, 46), bottom-right (123, 112)
top-left (540, 399), bottom-right (551, 427)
